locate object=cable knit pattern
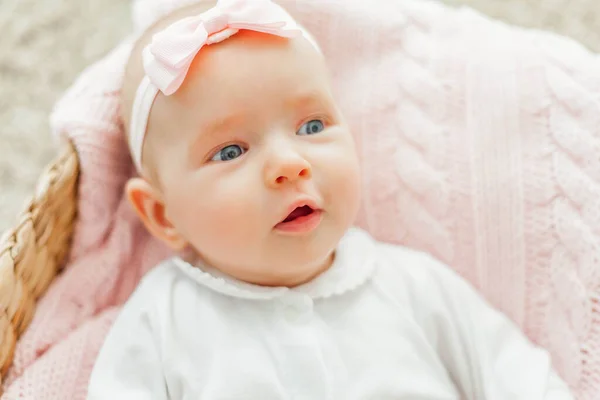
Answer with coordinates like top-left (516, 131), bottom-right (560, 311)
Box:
top-left (2, 0), bottom-right (600, 399)
top-left (541, 38), bottom-right (600, 395)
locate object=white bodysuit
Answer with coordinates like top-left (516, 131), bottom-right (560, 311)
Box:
top-left (87, 228), bottom-right (573, 399)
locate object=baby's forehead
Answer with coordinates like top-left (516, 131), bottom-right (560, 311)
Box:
top-left (125, 23), bottom-right (325, 126)
top-left (159, 36), bottom-right (331, 135)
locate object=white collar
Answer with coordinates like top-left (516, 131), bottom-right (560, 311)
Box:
top-left (172, 228), bottom-right (378, 300)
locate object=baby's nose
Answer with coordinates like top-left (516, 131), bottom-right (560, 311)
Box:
top-left (265, 153), bottom-right (312, 188)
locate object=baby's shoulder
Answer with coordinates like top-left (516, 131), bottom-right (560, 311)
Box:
top-left (127, 258), bottom-right (210, 307)
top-left (373, 241), bottom-right (450, 281)
top-left (369, 240), bottom-right (466, 305)
top-left (136, 258), bottom-right (185, 291)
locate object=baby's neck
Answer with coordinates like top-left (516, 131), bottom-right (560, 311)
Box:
top-left (279, 251), bottom-right (336, 288)
top-left (183, 250), bottom-right (336, 288)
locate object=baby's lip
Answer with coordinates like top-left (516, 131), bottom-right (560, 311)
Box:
top-left (277, 198), bottom-right (322, 225)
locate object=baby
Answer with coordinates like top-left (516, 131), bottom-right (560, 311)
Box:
top-left (87, 0), bottom-right (574, 398)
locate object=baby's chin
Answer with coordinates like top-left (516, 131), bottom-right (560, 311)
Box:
top-left (233, 257), bottom-right (335, 288)
top-left (179, 233), bottom-right (339, 287)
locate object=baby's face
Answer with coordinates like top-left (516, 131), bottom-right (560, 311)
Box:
top-left (130, 28), bottom-right (361, 286)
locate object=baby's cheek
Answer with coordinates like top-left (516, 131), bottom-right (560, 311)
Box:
top-left (325, 144), bottom-right (361, 202)
top-left (339, 162), bottom-right (362, 217)
top-left (186, 185), bottom-right (260, 245)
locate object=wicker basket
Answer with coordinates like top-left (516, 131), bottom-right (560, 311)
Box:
top-left (0, 142), bottom-right (78, 391)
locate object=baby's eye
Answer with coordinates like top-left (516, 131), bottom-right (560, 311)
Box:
top-left (211, 144), bottom-right (246, 162)
top-left (297, 119), bottom-right (325, 136)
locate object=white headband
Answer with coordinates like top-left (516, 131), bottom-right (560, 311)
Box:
top-left (129, 0), bottom-right (320, 173)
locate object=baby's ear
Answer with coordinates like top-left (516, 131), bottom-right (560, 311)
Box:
top-left (125, 177), bottom-right (188, 250)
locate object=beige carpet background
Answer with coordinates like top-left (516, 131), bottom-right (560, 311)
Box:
top-left (0, 0), bottom-right (599, 232)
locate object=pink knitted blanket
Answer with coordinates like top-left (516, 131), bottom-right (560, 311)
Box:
top-left (3, 0), bottom-right (600, 398)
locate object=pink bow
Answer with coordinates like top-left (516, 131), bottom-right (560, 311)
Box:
top-left (142, 0), bottom-right (302, 96)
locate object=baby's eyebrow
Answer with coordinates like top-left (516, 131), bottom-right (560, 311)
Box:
top-left (186, 113), bottom-right (242, 155)
top-left (192, 113), bottom-right (248, 139)
top-left (285, 91), bottom-right (331, 110)
top-left (202, 113), bottom-right (246, 135)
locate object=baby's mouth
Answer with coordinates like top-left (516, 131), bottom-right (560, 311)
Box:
top-left (281, 205), bottom-right (315, 223)
top-left (275, 201), bottom-right (323, 234)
